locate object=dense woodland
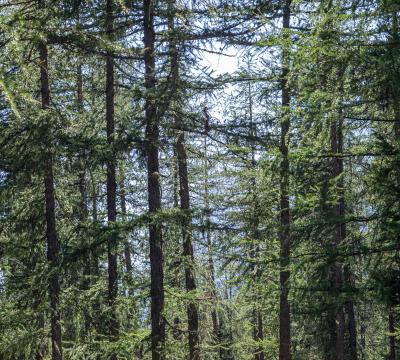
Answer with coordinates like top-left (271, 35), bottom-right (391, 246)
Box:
top-left (0, 0), bottom-right (399, 359)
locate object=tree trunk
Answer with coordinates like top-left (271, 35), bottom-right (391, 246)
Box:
top-left (279, 1), bottom-right (291, 359)
top-left (143, 1), bottom-right (165, 358)
top-left (176, 130), bottom-right (201, 360)
top-left (167, 1), bottom-right (200, 358)
top-left (38, 1), bottom-right (62, 357)
top-left (105, 0), bottom-right (119, 346)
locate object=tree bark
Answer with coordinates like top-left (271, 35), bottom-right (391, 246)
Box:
top-left (38, 1), bottom-right (62, 358)
top-left (105, 0), bottom-right (119, 346)
top-left (143, 1), bottom-right (165, 358)
top-left (168, 1), bottom-right (200, 358)
top-left (176, 130), bottom-right (201, 360)
top-left (279, 1), bottom-right (291, 359)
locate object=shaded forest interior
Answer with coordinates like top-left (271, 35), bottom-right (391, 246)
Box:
top-left (1, 0), bottom-right (400, 359)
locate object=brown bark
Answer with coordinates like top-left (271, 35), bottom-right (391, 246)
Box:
top-left (143, 0), bottom-right (165, 358)
top-left (176, 130), bottom-right (201, 360)
top-left (279, 1), bottom-right (291, 359)
top-left (105, 0), bottom-right (119, 345)
top-left (38, 1), bottom-right (62, 358)
top-left (168, 1), bottom-right (200, 358)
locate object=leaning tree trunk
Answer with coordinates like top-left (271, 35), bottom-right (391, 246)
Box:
top-left (143, 0), bottom-right (165, 359)
top-left (105, 0), bottom-right (119, 348)
top-left (38, 1), bottom-right (62, 358)
top-left (279, 1), bottom-right (291, 359)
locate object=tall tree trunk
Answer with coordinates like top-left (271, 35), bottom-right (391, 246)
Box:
top-left (38, 1), bottom-right (62, 358)
top-left (176, 130), bottom-right (200, 360)
top-left (279, 1), bottom-right (291, 359)
top-left (168, 1), bottom-right (200, 358)
top-left (143, 1), bottom-right (165, 358)
top-left (105, 0), bottom-right (119, 346)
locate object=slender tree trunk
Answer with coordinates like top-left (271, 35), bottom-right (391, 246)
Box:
top-left (38, 1), bottom-right (62, 358)
top-left (167, 1), bottom-right (200, 358)
top-left (279, 1), bottom-right (291, 359)
top-left (176, 130), bottom-right (201, 360)
top-left (143, 1), bottom-right (165, 358)
top-left (105, 0), bottom-right (119, 347)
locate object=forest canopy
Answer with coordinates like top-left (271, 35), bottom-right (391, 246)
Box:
top-left (0, 0), bottom-right (399, 359)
